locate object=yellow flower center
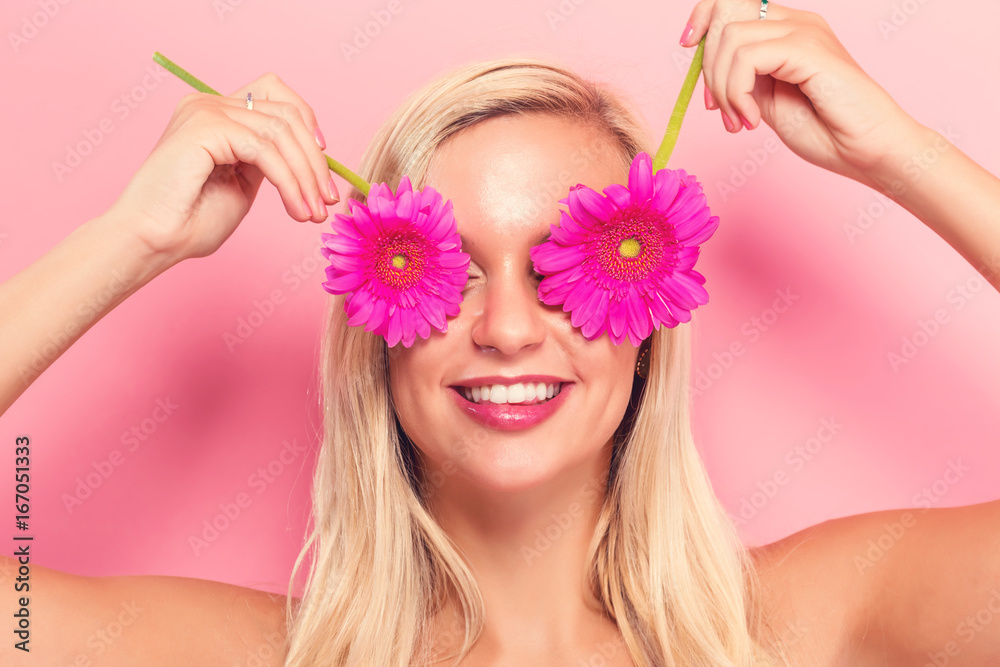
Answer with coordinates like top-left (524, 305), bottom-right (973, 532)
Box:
top-left (391, 253), bottom-right (408, 270)
top-left (618, 237), bottom-right (641, 258)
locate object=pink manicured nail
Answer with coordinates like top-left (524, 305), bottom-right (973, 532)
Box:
top-left (704, 86), bottom-right (715, 110)
top-left (328, 177), bottom-right (340, 204)
top-left (302, 196), bottom-right (313, 218)
top-left (313, 126), bottom-right (326, 150)
top-left (317, 196), bottom-right (327, 218)
top-left (740, 114), bottom-right (753, 131)
top-left (721, 112), bottom-right (734, 132)
top-left (680, 22), bottom-right (695, 46)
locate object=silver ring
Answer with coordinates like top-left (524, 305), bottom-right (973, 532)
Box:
top-left (759, 0), bottom-right (769, 20)
top-left (245, 92), bottom-right (254, 111)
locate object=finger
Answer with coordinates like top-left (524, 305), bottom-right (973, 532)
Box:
top-left (233, 161), bottom-right (265, 206)
top-left (711, 21), bottom-right (796, 131)
top-left (701, 0), bottom-right (758, 99)
top-left (196, 113), bottom-right (316, 223)
top-left (724, 37), bottom-right (825, 132)
top-left (215, 101), bottom-right (325, 221)
top-left (230, 74), bottom-right (338, 204)
top-left (694, 1), bottom-right (795, 116)
top-left (681, 0), bottom-right (716, 47)
top-left (238, 99), bottom-right (333, 222)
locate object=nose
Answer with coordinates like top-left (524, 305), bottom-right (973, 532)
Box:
top-left (469, 270), bottom-right (547, 355)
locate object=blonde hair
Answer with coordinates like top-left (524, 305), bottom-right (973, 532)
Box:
top-left (283, 57), bottom-right (780, 666)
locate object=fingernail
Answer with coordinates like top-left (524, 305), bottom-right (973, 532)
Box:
top-left (740, 114), bottom-right (753, 131)
top-left (328, 176), bottom-right (340, 204)
top-left (680, 22), bottom-right (695, 46)
top-left (721, 112), bottom-right (734, 132)
top-left (704, 86), bottom-right (715, 110)
top-left (302, 196), bottom-right (313, 218)
top-left (317, 196), bottom-right (327, 218)
top-left (313, 126), bottom-right (326, 150)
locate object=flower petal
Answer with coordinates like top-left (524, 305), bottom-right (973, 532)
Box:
top-left (677, 214), bottom-right (719, 247)
top-left (602, 183), bottom-right (631, 210)
top-left (628, 152), bottom-right (653, 203)
top-left (325, 271), bottom-right (366, 294)
top-left (624, 286), bottom-right (653, 341)
top-left (577, 187), bottom-right (614, 223)
top-left (386, 307), bottom-right (403, 347)
top-left (580, 291), bottom-right (610, 339)
top-left (532, 244), bottom-right (585, 273)
top-left (652, 168), bottom-right (681, 211)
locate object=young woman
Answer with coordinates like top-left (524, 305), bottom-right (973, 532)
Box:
top-left (3, 0), bottom-right (999, 665)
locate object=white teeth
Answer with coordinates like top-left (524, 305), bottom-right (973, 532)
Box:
top-left (524, 383), bottom-right (537, 401)
top-left (461, 381), bottom-right (562, 405)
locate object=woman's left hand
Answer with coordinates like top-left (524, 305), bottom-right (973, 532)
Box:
top-left (681, 0), bottom-right (927, 190)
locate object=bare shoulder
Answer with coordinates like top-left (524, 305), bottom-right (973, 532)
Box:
top-left (1, 555), bottom-right (291, 666)
top-left (748, 508), bottom-right (919, 666)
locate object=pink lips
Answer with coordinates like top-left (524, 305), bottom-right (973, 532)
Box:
top-left (448, 383), bottom-right (573, 431)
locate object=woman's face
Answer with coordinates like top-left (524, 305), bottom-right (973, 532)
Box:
top-left (388, 113), bottom-right (640, 495)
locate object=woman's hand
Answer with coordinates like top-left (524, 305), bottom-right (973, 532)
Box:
top-left (681, 0), bottom-right (927, 190)
top-left (105, 72), bottom-right (340, 263)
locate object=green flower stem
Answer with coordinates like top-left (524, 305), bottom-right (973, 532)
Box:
top-left (652, 36), bottom-right (706, 173)
top-left (152, 51), bottom-right (371, 197)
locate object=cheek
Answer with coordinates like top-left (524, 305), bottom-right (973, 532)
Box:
top-left (576, 344), bottom-right (641, 429)
top-left (387, 345), bottom-right (450, 451)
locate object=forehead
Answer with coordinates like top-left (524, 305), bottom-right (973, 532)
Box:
top-left (423, 113), bottom-right (624, 255)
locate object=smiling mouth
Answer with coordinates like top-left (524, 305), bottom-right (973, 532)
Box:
top-left (453, 381), bottom-right (564, 406)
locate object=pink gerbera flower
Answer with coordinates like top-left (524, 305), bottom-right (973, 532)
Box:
top-left (529, 152), bottom-right (719, 347)
top-left (321, 176), bottom-right (470, 348)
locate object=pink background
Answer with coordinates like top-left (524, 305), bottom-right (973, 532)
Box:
top-left (2, 0), bottom-right (999, 596)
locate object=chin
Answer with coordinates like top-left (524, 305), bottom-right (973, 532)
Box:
top-left (446, 436), bottom-right (605, 495)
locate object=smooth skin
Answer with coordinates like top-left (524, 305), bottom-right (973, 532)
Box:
top-left (3, 1), bottom-right (1000, 664)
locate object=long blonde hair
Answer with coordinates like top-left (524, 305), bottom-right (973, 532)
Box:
top-left (283, 57), bottom-right (779, 666)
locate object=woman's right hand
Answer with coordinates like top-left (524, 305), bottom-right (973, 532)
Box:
top-left (106, 72), bottom-right (340, 263)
